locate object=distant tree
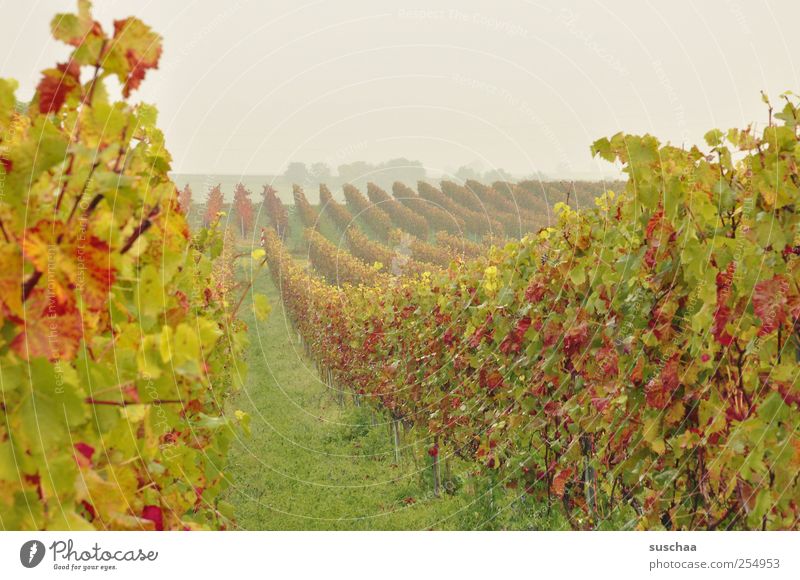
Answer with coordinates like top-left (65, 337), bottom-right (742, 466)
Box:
top-left (203, 184), bottom-right (224, 227)
top-left (483, 167), bottom-right (513, 183)
top-left (333, 159), bottom-right (428, 189)
top-left (232, 183), bottom-right (255, 236)
top-left (284, 162), bottom-right (309, 185)
top-left (178, 184), bottom-right (192, 214)
top-left (337, 161), bottom-right (373, 185)
top-left (455, 165), bottom-right (482, 183)
top-left (309, 162), bottom-right (332, 184)
top-left (382, 158), bottom-right (426, 184)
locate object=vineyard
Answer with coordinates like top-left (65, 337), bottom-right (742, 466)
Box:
top-left (253, 114), bottom-right (800, 530)
top-left (1, 2), bottom-right (799, 532)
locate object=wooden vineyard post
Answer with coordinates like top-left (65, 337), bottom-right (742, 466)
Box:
top-left (581, 433), bottom-right (598, 522)
top-left (391, 418), bottom-right (401, 464)
top-left (325, 368), bottom-right (343, 408)
top-left (432, 438), bottom-right (441, 498)
top-left (324, 368), bottom-right (330, 402)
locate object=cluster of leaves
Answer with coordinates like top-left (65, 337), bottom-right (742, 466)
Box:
top-left (437, 180), bottom-right (505, 236)
top-left (304, 228), bottom-right (387, 287)
top-left (435, 231), bottom-right (483, 260)
top-left (203, 185), bottom-right (224, 227)
top-left (481, 232), bottom-right (511, 250)
top-left (420, 181), bottom-right (504, 238)
top-left (292, 184), bottom-right (319, 230)
top-left (0, 1), bottom-right (255, 530)
top-left (267, 103), bottom-right (800, 530)
top-left (232, 183), bottom-right (254, 236)
top-left (366, 182), bottom-right (428, 239)
top-left (344, 227), bottom-right (394, 269)
top-left (493, 180), bottom-right (552, 218)
top-left (465, 180), bottom-right (519, 214)
top-left (210, 225), bottom-right (238, 303)
top-left (262, 229), bottom-right (361, 396)
top-left (342, 184), bottom-right (394, 242)
top-left (515, 179), bottom-right (626, 212)
top-left (262, 185), bottom-right (289, 240)
top-left (345, 227), bottom-right (437, 278)
top-left (318, 184), bottom-right (354, 232)
top-left (459, 180), bottom-right (545, 237)
top-left (388, 229), bottom-right (454, 268)
top-left (392, 182), bottom-right (463, 234)
top-left (178, 184), bottom-right (192, 215)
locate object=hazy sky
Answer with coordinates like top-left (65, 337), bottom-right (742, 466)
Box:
top-left (1, 0), bottom-right (798, 178)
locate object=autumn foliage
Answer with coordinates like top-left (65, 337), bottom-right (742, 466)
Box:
top-left (420, 181), bottom-right (504, 238)
top-left (233, 182), bottom-right (255, 236)
top-left (366, 182), bottom-right (428, 239)
top-left (292, 184), bottom-right (319, 230)
top-left (392, 182), bottom-right (463, 235)
top-left (435, 231), bottom-right (483, 260)
top-left (179, 183), bottom-right (192, 214)
top-left (262, 185), bottom-right (289, 240)
top-left (318, 184), bottom-right (354, 232)
top-left (303, 228), bottom-right (386, 287)
top-left (342, 183), bottom-right (393, 242)
top-left (0, 1), bottom-right (254, 530)
top-left (204, 184), bottom-right (225, 227)
top-left (266, 100), bottom-right (800, 530)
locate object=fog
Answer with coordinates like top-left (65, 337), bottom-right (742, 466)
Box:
top-left (2, 0), bottom-right (797, 181)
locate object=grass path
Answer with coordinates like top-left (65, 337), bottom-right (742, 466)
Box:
top-left (223, 272), bottom-right (473, 530)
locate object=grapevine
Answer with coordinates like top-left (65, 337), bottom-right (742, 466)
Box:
top-left (419, 181), bottom-right (504, 237)
top-left (232, 183), bottom-right (255, 237)
top-left (179, 184), bottom-right (192, 215)
top-left (319, 184), bottom-right (354, 232)
top-left (263, 104), bottom-right (800, 530)
top-left (292, 184), bottom-right (320, 230)
top-left (262, 184), bottom-right (289, 240)
top-left (0, 1), bottom-right (258, 530)
top-left (392, 181), bottom-right (464, 235)
top-left (366, 182), bottom-right (428, 239)
top-left (342, 183), bottom-right (394, 242)
top-left (204, 184), bottom-right (225, 227)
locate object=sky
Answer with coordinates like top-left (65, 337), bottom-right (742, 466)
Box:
top-left (1, 0), bottom-right (798, 179)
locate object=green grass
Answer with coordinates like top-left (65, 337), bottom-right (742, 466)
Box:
top-left (222, 272), bottom-right (474, 530)
top-left (222, 252), bottom-right (576, 530)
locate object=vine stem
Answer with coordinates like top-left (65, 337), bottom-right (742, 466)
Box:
top-left (85, 397), bottom-right (184, 407)
top-left (228, 255), bottom-right (269, 322)
top-left (684, 204), bottom-right (707, 242)
top-left (119, 204), bottom-right (160, 255)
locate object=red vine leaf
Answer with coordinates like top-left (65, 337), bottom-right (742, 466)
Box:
top-left (752, 275), bottom-right (789, 336)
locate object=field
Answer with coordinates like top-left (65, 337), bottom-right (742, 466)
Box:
top-left (223, 267), bottom-right (477, 530)
top-left (221, 225), bottom-right (604, 531)
top-left (1, 1), bottom-right (799, 533)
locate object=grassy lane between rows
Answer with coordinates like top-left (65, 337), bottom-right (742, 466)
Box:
top-left (223, 256), bottom-right (574, 530)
